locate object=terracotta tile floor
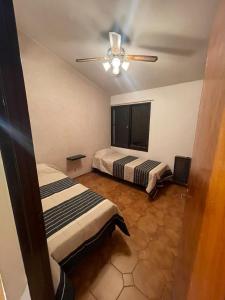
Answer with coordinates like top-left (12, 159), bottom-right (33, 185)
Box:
top-left (69, 172), bottom-right (186, 300)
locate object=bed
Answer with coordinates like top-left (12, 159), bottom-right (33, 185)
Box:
top-left (92, 148), bottom-right (172, 198)
top-left (37, 163), bottom-right (129, 300)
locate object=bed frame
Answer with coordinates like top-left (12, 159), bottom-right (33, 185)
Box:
top-left (92, 168), bottom-right (173, 200)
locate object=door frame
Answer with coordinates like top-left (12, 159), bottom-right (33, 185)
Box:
top-left (0, 0), bottom-right (54, 299)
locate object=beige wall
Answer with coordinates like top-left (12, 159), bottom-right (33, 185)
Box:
top-left (19, 33), bottom-right (111, 177)
top-left (111, 81), bottom-right (203, 169)
top-left (0, 153), bottom-right (27, 300)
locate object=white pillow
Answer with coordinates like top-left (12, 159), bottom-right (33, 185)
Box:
top-left (36, 163), bottom-right (49, 173)
top-left (94, 148), bottom-right (116, 159)
top-left (36, 163), bottom-right (59, 174)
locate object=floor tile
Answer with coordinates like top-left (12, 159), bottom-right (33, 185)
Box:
top-left (128, 227), bottom-right (151, 251)
top-left (133, 260), bottom-right (168, 299)
top-left (77, 291), bottom-right (96, 300)
top-left (111, 250), bottom-right (138, 273)
top-left (123, 273), bottom-right (134, 287)
top-left (71, 172), bottom-right (186, 300)
top-left (137, 214), bottom-right (158, 235)
top-left (139, 237), bottom-right (175, 269)
top-left (117, 287), bottom-right (148, 300)
top-left (90, 264), bottom-right (123, 300)
top-left (161, 281), bottom-right (173, 300)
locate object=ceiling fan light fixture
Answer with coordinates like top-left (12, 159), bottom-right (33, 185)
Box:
top-left (76, 32), bottom-right (158, 76)
top-left (111, 57), bottom-right (121, 68)
top-left (122, 61), bottom-right (130, 71)
top-left (102, 61), bottom-right (111, 71)
top-left (112, 66), bottom-right (120, 75)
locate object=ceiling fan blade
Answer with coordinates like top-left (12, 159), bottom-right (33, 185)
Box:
top-left (127, 55), bottom-right (158, 62)
top-left (139, 45), bottom-right (195, 56)
top-left (101, 23), bottom-right (131, 44)
top-left (109, 32), bottom-right (121, 55)
top-left (76, 57), bottom-right (106, 63)
top-left (136, 33), bottom-right (207, 57)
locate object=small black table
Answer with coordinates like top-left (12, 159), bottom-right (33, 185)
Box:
top-left (66, 154), bottom-right (86, 161)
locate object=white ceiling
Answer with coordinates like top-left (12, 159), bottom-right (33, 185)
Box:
top-left (13, 0), bottom-right (219, 95)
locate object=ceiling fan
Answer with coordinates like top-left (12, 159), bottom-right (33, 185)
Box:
top-left (76, 32), bottom-right (158, 75)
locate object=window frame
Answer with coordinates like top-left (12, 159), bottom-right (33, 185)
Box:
top-left (111, 102), bottom-right (151, 152)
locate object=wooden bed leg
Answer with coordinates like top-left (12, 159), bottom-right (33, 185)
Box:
top-left (148, 187), bottom-right (159, 201)
top-left (148, 194), bottom-right (155, 201)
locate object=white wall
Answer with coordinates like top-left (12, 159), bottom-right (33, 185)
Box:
top-left (111, 81), bottom-right (202, 169)
top-left (0, 153), bottom-right (27, 300)
top-left (19, 33), bottom-right (111, 178)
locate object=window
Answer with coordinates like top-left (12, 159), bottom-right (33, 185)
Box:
top-left (111, 102), bottom-right (151, 152)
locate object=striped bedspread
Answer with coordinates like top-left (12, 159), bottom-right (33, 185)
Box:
top-left (113, 156), bottom-right (137, 179)
top-left (133, 160), bottom-right (161, 187)
top-left (40, 176), bottom-right (78, 199)
top-left (37, 163), bottom-right (129, 300)
top-left (43, 189), bottom-right (105, 238)
top-left (92, 148), bottom-right (171, 195)
top-left (113, 156), bottom-right (161, 187)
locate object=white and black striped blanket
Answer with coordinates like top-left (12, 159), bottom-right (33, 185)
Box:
top-left (37, 164), bottom-right (129, 300)
top-left (113, 156), bottom-right (161, 187)
top-left (92, 148), bottom-right (171, 196)
top-left (40, 176), bottom-right (77, 199)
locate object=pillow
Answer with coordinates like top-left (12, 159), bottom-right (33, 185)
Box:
top-left (36, 163), bottom-right (49, 173)
top-left (94, 148), bottom-right (116, 159)
top-left (36, 163), bottom-right (59, 174)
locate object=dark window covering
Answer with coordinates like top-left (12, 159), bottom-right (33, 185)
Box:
top-left (111, 102), bottom-right (151, 152)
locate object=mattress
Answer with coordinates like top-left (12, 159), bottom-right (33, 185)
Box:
top-left (92, 148), bottom-right (171, 195)
top-left (37, 163), bottom-right (129, 300)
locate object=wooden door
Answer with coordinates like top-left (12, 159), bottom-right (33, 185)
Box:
top-left (0, 0), bottom-right (54, 299)
top-left (174, 0), bottom-right (225, 299)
